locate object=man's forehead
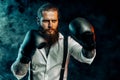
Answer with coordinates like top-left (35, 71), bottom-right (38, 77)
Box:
top-left (40, 10), bottom-right (58, 19)
top-left (42, 10), bottom-right (58, 15)
top-left (37, 10), bottom-right (58, 17)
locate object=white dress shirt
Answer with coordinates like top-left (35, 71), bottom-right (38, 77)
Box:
top-left (12, 33), bottom-right (96, 80)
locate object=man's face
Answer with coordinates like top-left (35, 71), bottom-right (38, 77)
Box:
top-left (39, 10), bottom-right (59, 36)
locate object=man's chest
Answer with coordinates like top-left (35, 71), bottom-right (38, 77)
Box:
top-left (32, 40), bottom-right (64, 71)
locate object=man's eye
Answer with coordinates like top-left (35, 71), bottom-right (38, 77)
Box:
top-left (43, 20), bottom-right (49, 22)
top-left (52, 20), bottom-right (56, 23)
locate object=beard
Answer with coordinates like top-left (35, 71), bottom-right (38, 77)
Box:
top-left (39, 26), bottom-right (59, 46)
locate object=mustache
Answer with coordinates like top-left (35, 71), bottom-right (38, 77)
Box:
top-left (45, 28), bottom-right (55, 31)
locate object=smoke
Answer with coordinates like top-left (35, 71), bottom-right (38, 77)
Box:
top-left (0, 0), bottom-right (43, 79)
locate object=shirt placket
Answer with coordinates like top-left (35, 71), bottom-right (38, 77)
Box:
top-left (44, 58), bottom-right (49, 80)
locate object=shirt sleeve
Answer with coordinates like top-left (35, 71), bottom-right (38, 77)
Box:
top-left (68, 36), bottom-right (96, 64)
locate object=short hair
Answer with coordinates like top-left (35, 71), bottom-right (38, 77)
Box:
top-left (37, 3), bottom-right (59, 18)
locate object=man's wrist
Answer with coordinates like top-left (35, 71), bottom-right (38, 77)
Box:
top-left (82, 48), bottom-right (95, 58)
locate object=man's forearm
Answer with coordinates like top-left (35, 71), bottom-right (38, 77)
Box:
top-left (11, 60), bottom-right (29, 79)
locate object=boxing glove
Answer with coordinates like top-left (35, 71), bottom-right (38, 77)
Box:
top-left (19, 30), bottom-right (47, 63)
top-left (69, 17), bottom-right (96, 51)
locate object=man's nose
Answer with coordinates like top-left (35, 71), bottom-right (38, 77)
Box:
top-left (48, 21), bottom-right (52, 28)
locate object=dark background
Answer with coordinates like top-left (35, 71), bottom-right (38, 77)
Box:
top-left (0, 0), bottom-right (120, 80)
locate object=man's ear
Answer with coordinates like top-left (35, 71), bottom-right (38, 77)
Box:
top-left (36, 17), bottom-right (40, 25)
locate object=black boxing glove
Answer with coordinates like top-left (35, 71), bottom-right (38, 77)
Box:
top-left (69, 17), bottom-right (96, 51)
top-left (19, 30), bottom-right (47, 63)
